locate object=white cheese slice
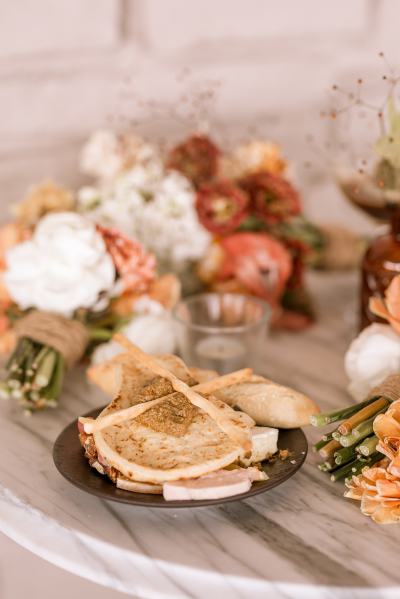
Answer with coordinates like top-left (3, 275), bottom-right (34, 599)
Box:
top-left (240, 426), bottom-right (279, 467)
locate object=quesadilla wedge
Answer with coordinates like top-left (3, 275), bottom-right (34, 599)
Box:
top-left (79, 339), bottom-right (255, 486)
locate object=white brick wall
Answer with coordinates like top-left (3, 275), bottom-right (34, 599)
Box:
top-left (0, 0), bottom-right (120, 57)
top-left (138, 0), bottom-right (369, 53)
top-left (0, 0), bottom-right (397, 232)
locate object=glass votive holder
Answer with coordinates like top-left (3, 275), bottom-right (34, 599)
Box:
top-left (172, 293), bottom-right (271, 374)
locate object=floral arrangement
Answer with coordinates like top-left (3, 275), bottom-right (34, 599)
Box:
top-left (0, 182), bottom-right (180, 413)
top-left (78, 131), bottom-right (211, 284)
top-left (78, 130), bottom-right (329, 329)
top-left (311, 275), bottom-right (400, 523)
top-left (161, 135), bottom-right (326, 329)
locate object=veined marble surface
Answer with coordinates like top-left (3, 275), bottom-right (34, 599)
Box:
top-left (1, 272), bottom-right (400, 599)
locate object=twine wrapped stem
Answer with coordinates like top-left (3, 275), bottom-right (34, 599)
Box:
top-left (3, 310), bottom-right (89, 412)
top-left (15, 310), bottom-right (89, 368)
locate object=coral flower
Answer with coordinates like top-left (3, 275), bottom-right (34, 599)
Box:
top-left (345, 461), bottom-right (400, 524)
top-left (370, 275), bottom-right (400, 335)
top-left (199, 232), bottom-right (292, 308)
top-left (98, 226), bottom-right (156, 294)
top-left (167, 134), bottom-right (220, 187)
top-left (346, 398), bottom-right (400, 523)
top-left (374, 399), bottom-right (400, 477)
top-left (239, 172), bottom-right (301, 225)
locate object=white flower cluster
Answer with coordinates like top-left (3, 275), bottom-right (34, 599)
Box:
top-left (4, 212), bottom-right (115, 317)
top-left (345, 323), bottom-right (400, 400)
top-left (78, 130), bottom-right (210, 273)
top-left (81, 129), bottom-right (158, 183)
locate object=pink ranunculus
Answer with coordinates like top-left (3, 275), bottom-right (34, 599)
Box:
top-left (98, 226), bottom-right (156, 294)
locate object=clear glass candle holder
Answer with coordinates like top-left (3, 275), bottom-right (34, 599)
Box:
top-left (172, 293), bottom-right (271, 374)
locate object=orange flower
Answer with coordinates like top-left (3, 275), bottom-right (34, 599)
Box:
top-left (374, 399), bottom-right (400, 477)
top-left (370, 275), bottom-right (400, 334)
top-left (345, 461), bottom-right (400, 524)
top-left (346, 399), bottom-right (400, 523)
top-left (111, 274), bottom-right (181, 316)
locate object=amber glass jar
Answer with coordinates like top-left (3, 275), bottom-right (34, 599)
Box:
top-left (360, 209), bottom-right (400, 329)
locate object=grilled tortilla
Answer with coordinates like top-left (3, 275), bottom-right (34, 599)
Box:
top-left (83, 343), bottom-right (253, 484)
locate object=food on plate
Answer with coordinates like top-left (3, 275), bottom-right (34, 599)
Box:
top-left (240, 427), bottom-right (279, 467)
top-left (87, 351), bottom-right (196, 397)
top-left (214, 376), bottom-right (319, 428)
top-left (79, 336), bottom-right (313, 500)
top-left (88, 356), bottom-right (317, 429)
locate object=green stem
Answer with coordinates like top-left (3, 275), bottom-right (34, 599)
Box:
top-left (330, 458), bottom-right (360, 482)
top-left (352, 406), bottom-right (388, 438)
top-left (318, 463), bottom-right (330, 472)
top-left (310, 397), bottom-right (378, 427)
top-left (331, 452), bottom-right (383, 482)
top-left (356, 435), bottom-right (378, 457)
top-left (41, 353), bottom-right (65, 405)
top-left (339, 421), bottom-right (376, 447)
top-left (313, 438), bottom-right (331, 452)
top-left (87, 327), bottom-right (114, 341)
top-left (319, 439), bottom-right (342, 459)
top-left (322, 431), bottom-right (336, 442)
top-left (33, 350), bottom-right (56, 389)
top-left (334, 445), bottom-right (357, 466)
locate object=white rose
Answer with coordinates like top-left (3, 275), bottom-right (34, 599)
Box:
top-left (4, 212), bottom-right (115, 317)
top-left (345, 323), bottom-right (400, 400)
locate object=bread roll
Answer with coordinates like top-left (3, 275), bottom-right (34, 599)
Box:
top-left (214, 375), bottom-right (319, 428)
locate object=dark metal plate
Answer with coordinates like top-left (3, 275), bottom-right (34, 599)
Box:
top-left (53, 407), bottom-right (308, 508)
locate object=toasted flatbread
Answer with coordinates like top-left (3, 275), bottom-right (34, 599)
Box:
top-left (88, 338), bottom-right (252, 484)
top-left (94, 410), bottom-right (244, 483)
top-left (87, 352), bottom-right (196, 397)
top-left (188, 367), bottom-right (219, 384)
top-left (116, 477), bottom-right (163, 494)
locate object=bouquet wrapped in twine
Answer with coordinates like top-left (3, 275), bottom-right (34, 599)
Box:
top-left (311, 278), bottom-right (400, 523)
top-left (0, 183), bottom-right (180, 413)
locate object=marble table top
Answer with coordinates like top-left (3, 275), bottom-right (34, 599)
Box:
top-left (1, 271), bottom-right (400, 599)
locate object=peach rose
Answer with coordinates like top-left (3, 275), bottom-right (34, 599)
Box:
top-left (111, 274), bottom-right (181, 316)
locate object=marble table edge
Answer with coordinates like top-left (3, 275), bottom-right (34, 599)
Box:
top-left (1, 483), bottom-right (398, 599)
